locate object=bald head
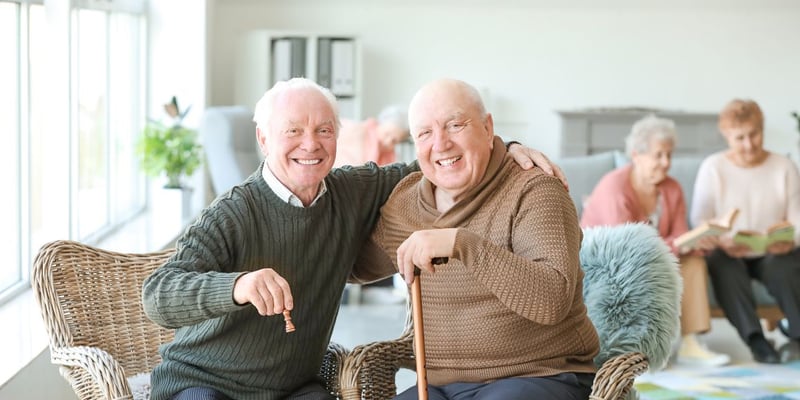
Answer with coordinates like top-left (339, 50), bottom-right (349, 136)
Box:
top-left (408, 79), bottom-right (486, 136)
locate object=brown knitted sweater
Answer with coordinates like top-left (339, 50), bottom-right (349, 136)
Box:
top-left (366, 138), bottom-right (599, 385)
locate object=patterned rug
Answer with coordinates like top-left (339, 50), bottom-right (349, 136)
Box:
top-left (635, 361), bottom-right (800, 399)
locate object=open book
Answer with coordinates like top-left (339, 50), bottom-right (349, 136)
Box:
top-left (733, 221), bottom-right (795, 253)
top-left (674, 208), bottom-right (739, 250)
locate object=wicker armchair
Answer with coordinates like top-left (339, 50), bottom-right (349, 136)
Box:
top-left (32, 240), bottom-right (347, 400)
top-left (339, 224), bottom-right (681, 400)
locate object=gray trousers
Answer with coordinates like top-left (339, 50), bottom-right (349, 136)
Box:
top-left (393, 373), bottom-right (595, 400)
top-left (706, 247), bottom-right (800, 341)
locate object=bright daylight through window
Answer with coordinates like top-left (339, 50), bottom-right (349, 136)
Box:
top-left (2, 0), bottom-right (146, 305)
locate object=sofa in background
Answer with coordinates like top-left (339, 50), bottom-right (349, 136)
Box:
top-left (200, 106), bottom-right (261, 196)
top-left (557, 151), bottom-right (784, 331)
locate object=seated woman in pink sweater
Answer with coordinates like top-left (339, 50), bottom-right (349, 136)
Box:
top-left (581, 115), bottom-right (729, 367)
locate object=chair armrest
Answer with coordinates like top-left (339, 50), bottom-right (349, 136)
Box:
top-left (339, 332), bottom-right (415, 400)
top-left (590, 352), bottom-right (649, 400)
top-left (51, 343), bottom-right (348, 400)
top-left (320, 342), bottom-right (349, 398)
top-left (49, 345), bottom-right (133, 400)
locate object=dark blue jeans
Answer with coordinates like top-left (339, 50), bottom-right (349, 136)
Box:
top-left (394, 373), bottom-right (595, 400)
top-left (171, 382), bottom-right (334, 400)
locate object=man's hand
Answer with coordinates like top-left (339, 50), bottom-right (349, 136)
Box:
top-left (397, 228), bottom-right (457, 284)
top-left (233, 268), bottom-right (293, 316)
top-left (507, 143), bottom-right (569, 191)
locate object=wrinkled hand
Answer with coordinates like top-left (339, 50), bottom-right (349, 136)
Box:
top-left (767, 240), bottom-right (794, 255)
top-left (695, 235), bottom-right (720, 251)
top-left (678, 235), bottom-right (719, 256)
top-left (681, 248), bottom-right (706, 257)
top-left (718, 236), bottom-right (751, 259)
top-left (233, 268), bottom-right (293, 316)
top-left (507, 143), bottom-right (569, 191)
top-left (397, 228), bottom-right (457, 284)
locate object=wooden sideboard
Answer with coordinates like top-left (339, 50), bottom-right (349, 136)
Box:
top-left (558, 108), bottom-right (725, 157)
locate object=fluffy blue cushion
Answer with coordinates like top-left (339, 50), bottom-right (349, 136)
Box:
top-left (580, 223), bottom-right (681, 371)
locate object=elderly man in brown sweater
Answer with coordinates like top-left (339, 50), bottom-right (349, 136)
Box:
top-left (360, 78), bottom-right (600, 399)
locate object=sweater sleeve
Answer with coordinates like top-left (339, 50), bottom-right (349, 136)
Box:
top-left (142, 203), bottom-right (248, 329)
top-left (690, 156), bottom-right (720, 228)
top-left (453, 174), bottom-right (583, 325)
top-left (349, 221), bottom-right (397, 284)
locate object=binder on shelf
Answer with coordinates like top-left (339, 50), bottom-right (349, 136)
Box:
top-left (330, 39), bottom-right (355, 96)
top-left (271, 37), bottom-right (306, 83)
top-left (317, 38), bottom-right (333, 89)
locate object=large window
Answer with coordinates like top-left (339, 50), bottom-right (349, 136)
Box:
top-left (0, 1), bottom-right (23, 296)
top-left (2, 0), bottom-right (146, 303)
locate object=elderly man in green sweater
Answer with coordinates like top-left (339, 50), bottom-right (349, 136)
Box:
top-left (360, 78), bottom-right (600, 400)
top-left (141, 77), bottom-right (560, 400)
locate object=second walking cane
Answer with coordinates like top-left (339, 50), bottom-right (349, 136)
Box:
top-left (411, 266), bottom-right (428, 400)
top-left (411, 257), bottom-right (448, 400)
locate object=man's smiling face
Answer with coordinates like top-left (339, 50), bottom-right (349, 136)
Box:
top-left (408, 79), bottom-right (494, 201)
top-left (257, 87), bottom-right (338, 204)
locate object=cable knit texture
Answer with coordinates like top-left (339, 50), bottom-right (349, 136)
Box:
top-left (370, 138), bottom-right (600, 386)
top-left (141, 161), bottom-right (411, 400)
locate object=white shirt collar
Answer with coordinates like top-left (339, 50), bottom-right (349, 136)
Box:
top-left (262, 162), bottom-right (327, 208)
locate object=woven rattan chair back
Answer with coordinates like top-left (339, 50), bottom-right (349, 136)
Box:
top-left (32, 240), bottom-right (175, 399)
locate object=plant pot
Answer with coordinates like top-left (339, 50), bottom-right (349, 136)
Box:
top-left (152, 186), bottom-right (194, 229)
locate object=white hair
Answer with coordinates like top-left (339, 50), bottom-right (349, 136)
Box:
top-left (625, 115), bottom-right (677, 157)
top-left (252, 77), bottom-right (340, 130)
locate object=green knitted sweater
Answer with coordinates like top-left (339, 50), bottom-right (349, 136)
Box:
top-left (142, 161), bottom-right (411, 400)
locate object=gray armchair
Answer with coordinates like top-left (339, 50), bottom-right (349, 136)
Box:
top-left (200, 106), bottom-right (262, 195)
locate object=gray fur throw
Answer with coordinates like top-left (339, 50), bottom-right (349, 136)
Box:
top-left (580, 223), bottom-right (682, 371)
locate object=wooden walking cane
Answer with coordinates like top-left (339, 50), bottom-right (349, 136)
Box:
top-left (412, 257), bottom-right (448, 400)
top-left (411, 266), bottom-right (428, 400)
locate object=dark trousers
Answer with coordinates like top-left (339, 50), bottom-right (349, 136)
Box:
top-left (393, 373), bottom-right (595, 400)
top-left (706, 248), bottom-right (800, 341)
top-left (171, 382), bottom-right (334, 400)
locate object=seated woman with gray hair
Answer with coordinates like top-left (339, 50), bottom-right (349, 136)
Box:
top-left (580, 114), bottom-right (730, 367)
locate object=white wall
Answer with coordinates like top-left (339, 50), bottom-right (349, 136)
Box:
top-left (209, 0), bottom-right (800, 158)
top-left (148, 0), bottom-right (209, 211)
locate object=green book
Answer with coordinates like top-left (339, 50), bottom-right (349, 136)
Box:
top-left (733, 221), bottom-right (795, 253)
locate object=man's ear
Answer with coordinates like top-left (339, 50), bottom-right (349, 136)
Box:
top-left (484, 113), bottom-right (495, 143)
top-left (256, 127), bottom-right (269, 156)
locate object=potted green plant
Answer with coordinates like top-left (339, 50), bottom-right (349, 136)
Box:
top-left (137, 96), bottom-right (203, 188)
